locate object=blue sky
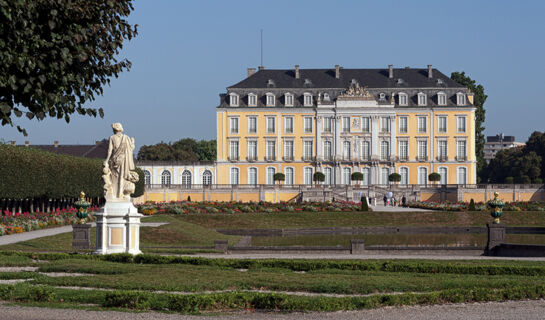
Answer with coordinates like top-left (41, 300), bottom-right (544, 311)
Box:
top-left (1, 0), bottom-right (544, 150)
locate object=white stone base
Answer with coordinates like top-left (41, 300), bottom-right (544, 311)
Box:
top-left (94, 201), bottom-right (143, 255)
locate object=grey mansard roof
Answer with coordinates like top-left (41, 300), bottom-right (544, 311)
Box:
top-left (228, 68), bottom-right (465, 89)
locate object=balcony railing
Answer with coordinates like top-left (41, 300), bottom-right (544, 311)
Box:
top-left (227, 156), bottom-right (239, 161)
top-left (302, 155), bottom-right (315, 161)
top-left (380, 155), bottom-right (391, 161)
top-left (437, 155), bottom-right (448, 162)
top-left (322, 155), bottom-right (334, 161)
top-left (264, 155), bottom-right (276, 161)
top-left (456, 155), bottom-right (467, 161)
top-left (246, 156), bottom-right (257, 162)
top-left (417, 156), bottom-right (428, 162)
top-left (282, 156), bottom-right (294, 161)
top-left (398, 155), bottom-right (409, 161)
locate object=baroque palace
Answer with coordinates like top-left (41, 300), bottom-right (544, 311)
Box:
top-left (215, 65), bottom-right (476, 186)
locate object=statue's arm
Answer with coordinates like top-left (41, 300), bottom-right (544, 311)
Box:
top-left (104, 136), bottom-right (114, 165)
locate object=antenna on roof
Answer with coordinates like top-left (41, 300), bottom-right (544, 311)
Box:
top-left (260, 29), bottom-right (263, 68)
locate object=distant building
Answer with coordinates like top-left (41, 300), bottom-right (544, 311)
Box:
top-left (484, 134), bottom-right (525, 163)
top-left (15, 139), bottom-right (109, 159)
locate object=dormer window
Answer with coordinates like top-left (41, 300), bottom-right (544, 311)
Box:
top-left (396, 78), bottom-right (405, 85)
top-left (456, 92), bottom-right (466, 106)
top-left (323, 93), bottom-right (330, 101)
top-left (379, 92), bottom-right (386, 101)
top-left (285, 93), bottom-right (294, 106)
top-left (266, 93), bottom-right (275, 107)
top-left (229, 93), bottom-right (239, 107)
top-left (417, 92), bottom-right (427, 106)
top-left (398, 92), bottom-right (408, 106)
top-left (351, 79), bottom-right (357, 85)
top-left (267, 79), bottom-right (275, 88)
top-left (248, 93), bottom-right (257, 107)
top-left (303, 93), bottom-right (313, 106)
top-left (437, 92), bottom-right (447, 106)
top-left (304, 79), bottom-right (313, 88)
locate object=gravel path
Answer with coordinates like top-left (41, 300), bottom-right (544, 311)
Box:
top-left (1, 299), bottom-right (545, 320)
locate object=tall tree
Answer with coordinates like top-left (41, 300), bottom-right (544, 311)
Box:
top-left (450, 72), bottom-right (487, 182)
top-left (0, 0), bottom-right (138, 135)
top-left (525, 131), bottom-right (545, 180)
top-left (137, 138), bottom-right (217, 162)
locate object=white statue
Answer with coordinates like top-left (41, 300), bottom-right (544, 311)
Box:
top-left (103, 123), bottom-right (139, 201)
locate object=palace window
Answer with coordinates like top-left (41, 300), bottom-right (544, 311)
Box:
top-left (266, 117), bottom-right (275, 133)
top-left (230, 167), bottom-right (239, 185)
top-left (417, 116), bottom-right (427, 133)
top-left (304, 167), bottom-right (313, 185)
top-left (266, 167), bottom-right (276, 185)
top-left (284, 116), bottom-right (294, 133)
top-left (343, 141), bottom-right (351, 159)
top-left (202, 170), bottom-right (212, 185)
top-left (144, 170), bottom-right (151, 185)
top-left (285, 93), bottom-right (294, 106)
top-left (229, 93), bottom-right (239, 107)
top-left (304, 117), bottom-right (313, 133)
top-left (181, 170), bottom-right (192, 187)
top-left (247, 140), bottom-right (257, 161)
top-left (324, 167), bottom-right (332, 185)
top-left (418, 92), bottom-right (427, 106)
top-left (438, 140), bottom-right (448, 160)
top-left (457, 92), bottom-right (466, 106)
top-left (457, 116), bottom-right (466, 133)
top-left (229, 141), bottom-right (239, 160)
top-left (361, 141), bottom-right (370, 160)
top-left (323, 141), bottom-right (332, 160)
top-left (285, 167), bottom-right (294, 185)
top-left (398, 140), bottom-right (408, 161)
top-left (457, 167), bottom-right (467, 185)
top-left (229, 117), bottom-right (239, 134)
top-left (400, 167), bottom-right (409, 185)
top-left (381, 116), bottom-right (390, 133)
top-left (266, 140), bottom-right (276, 160)
top-left (362, 168), bottom-right (370, 185)
top-left (303, 93), bottom-right (313, 106)
top-left (398, 116), bottom-right (408, 134)
top-left (303, 141), bottom-right (313, 160)
top-left (438, 92), bottom-right (447, 106)
top-left (380, 141), bottom-right (390, 161)
top-left (284, 140), bottom-right (294, 160)
top-left (418, 167), bottom-right (428, 185)
top-left (343, 167), bottom-right (351, 185)
top-left (248, 167), bottom-right (257, 185)
top-left (381, 167), bottom-right (390, 185)
top-left (248, 93), bottom-right (257, 107)
top-left (438, 116), bottom-right (447, 133)
top-left (361, 117), bottom-right (370, 132)
top-left (161, 170), bottom-right (171, 186)
top-left (439, 167), bottom-right (448, 185)
top-left (323, 117), bottom-right (332, 133)
top-left (266, 93), bottom-right (275, 106)
top-left (417, 140), bottom-right (428, 160)
top-left (248, 116), bottom-right (257, 134)
top-left (457, 140), bottom-right (467, 160)
top-left (342, 117), bottom-right (350, 133)
top-left (398, 93), bottom-right (408, 106)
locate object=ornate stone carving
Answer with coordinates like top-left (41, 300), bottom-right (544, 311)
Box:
top-left (103, 123), bottom-right (139, 202)
top-left (338, 81), bottom-right (375, 100)
top-left (352, 117), bottom-right (359, 128)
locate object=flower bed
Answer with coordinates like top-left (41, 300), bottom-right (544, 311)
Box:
top-left (407, 201), bottom-right (545, 212)
top-left (0, 207), bottom-right (99, 236)
top-left (137, 201), bottom-right (363, 215)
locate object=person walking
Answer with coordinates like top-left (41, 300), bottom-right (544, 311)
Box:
top-left (383, 195), bottom-right (387, 206)
top-left (402, 195), bottom-right (407, 207)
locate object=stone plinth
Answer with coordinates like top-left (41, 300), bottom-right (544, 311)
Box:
top-left (486, 223), bottom-right (506, 255)
top-left (214, 240), bottom-right (228, 253)
top-left (72, 223), bottom-right (92, 250)
top-left (95, 201), bottom-right (142, 255)
top-left (350, 239), bottom-right (366, 254)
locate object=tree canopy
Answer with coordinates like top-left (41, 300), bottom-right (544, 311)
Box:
top-left (450, 72), bottom-right (487, 182)
top-left (0, 0), bottom-right (138, 135)
top-left (137, 138), bottom-right (217, 162)
top-left (486, 131), bottom-right (545, 184)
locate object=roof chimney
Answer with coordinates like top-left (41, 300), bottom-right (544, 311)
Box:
top-left (25, 141), bottom-right (30, 147)
top-left (388, 65), bottom-right (393, 79)
top-left (10, 141), bottom-right (16, 146)
top-left (335, 65), bottom-right (340, 79)
top-left (428, 64), bottom-right (433, 78)
top-left (54, 141), bottom-right (59, 148)
top-left (258, 65), bottom-right (264, 71)
top-left (95, 141), bottom-right (100, 145)
top-left (247, 68), bottom-right (256, 77)
top-left (295, 65), bottom-right (300, 79)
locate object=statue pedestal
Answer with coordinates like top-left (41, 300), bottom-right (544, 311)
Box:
top-left (94, 201), bottom-right (142, 255)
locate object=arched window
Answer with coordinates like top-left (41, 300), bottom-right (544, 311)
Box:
top-left (343, 141), bottom-right (351, 159)
top-left (324, 167), bottom-right (332, 185)
top-left (323, 141), bottom-right (332, 160)
top-left (381, 141), bottom-right (390, 161)
top-left (381, 167), bottom-right (390, 185)
top-left (266, 167), bottom-right (276, 185)
top-left (439, 167), bottom-right (448, 185)
top-left (400, 167), bottom-right (409, 185)
top-left (161, 170), bottom-right (171, 186)
top-left (285, 167), bottom-right (294, 185)
top-left (456, 92), bottom-right (466, 106)
top-left (398, 92), bottom-right (408, 106)
top-left (418, 167), bottom-right (428, 185)
top-left (181, 170), bottom-right (192, 187)
top-left (343, 167), bottom-right (351, 185)
top-left (362, 168), bottom-right (370, 185)
top-left (230, 168), bottom-right (239, 185)
top-left (304, 167), bottom-right (313, 185)
top-left (457, 167), bottom-right (467, 185)
top-left (202, 170), bottom-right (212, 185)
top-left (248, 167), bottom-right (257, 185)
top-left (144, 170), bottom-right (151, 185)
top-left (266, 93), bottom-right (275, 106)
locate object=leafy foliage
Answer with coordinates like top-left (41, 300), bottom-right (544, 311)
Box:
top-left (450, 72), bottom-right (487, 182)
top-left (273, 172), bottom-right (285, 184)
top-left (389, 173), bottom-right (401, 182)
top-left (313, 172), bottom-right (325, 183)
top-left (428, 172), bottom-right (441, 182)
top-left (351, 172), bottom-right (363, 181)
top-left (0, 0), bottom-right (138, 135)
top-left (137, 138), bottom-right (216, 162)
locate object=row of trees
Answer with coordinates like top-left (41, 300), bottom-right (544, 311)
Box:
top-left (271, 172), bottom-right (443, 185)
top-left (137, 138), bottom-right (216, 162)
top-left (484, 131), bottom-right (545, 184)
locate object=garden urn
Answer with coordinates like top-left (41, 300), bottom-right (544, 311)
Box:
top-left (487, 192), bottom-right (504, 224)
top-left (74, 191), bottom-right (91, 224)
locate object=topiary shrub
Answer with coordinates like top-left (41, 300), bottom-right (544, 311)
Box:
top-left (428, 172), bottom-right (441, 184)
top-left (389, 173), bottom-right (401, 183)
top-left (469, 198), bottom-right (476, 211)
top-left (313, 172), bottom-right (325, 184)
top-left (273, 173), bottom-right (285, 185)
top-left (351, 172), bottom-right (363, 184)
top-left (361, 197), bottom-right (369, 212)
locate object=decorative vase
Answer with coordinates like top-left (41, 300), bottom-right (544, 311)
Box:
top-left (74, 191), bottom-right (91, 224)
top-left (487, 192), bottom-right (505, 224)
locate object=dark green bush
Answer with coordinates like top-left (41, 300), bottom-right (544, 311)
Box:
top-left (103, 290), bottom-right (152, 309)
top-left (469, 199), bottom-right (476, 211)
